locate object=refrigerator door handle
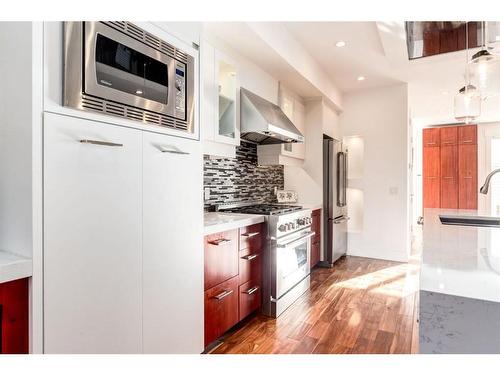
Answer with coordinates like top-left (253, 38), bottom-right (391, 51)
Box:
top-left (332, 216), bottom-right (350, 224)
top-left (337, 152), bottom-right (347, 207)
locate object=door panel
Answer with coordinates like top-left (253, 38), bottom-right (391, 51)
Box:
top-left (142, 131), bottom-right (203, 354)
top-left (204, 276), bottom-right (239, 346)
top-left (440, 145), bottom-right (458, 209)
top-left (459, 144), bottom-right (478, 209)
top-left (458, 125), bottom-right (477, 145)
top-left (43, 112), bottom-right (142, 353)
top-left (423, 128), bottom-right (440, 147)
top-left (423, 146), bottom-right (440, 208)
top-left (440, 126), bottom-right (458, 146)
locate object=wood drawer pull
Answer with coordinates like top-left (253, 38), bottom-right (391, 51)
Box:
top-left (242, 253), bottom-right (259, 261)
top-left (243, 286), bottom-right (259, 295)
top-left (214, 289), bottom-right (233, 300)
top-left (80, 139), bottom-right (123, 147)
top-left (462, 140), bottom-right (473, 143)
top-left (241, 232), bottom-right (260, 238)
top-left (208, 238), bottom-right (232, 246)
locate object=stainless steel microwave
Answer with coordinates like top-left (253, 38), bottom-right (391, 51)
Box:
top-left (64, 21), bottom-right (195, 133)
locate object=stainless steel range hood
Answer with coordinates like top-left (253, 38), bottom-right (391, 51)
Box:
top-left (240, 88), bottom-right (304, 144)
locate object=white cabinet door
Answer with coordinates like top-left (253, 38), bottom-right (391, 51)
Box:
top-left (142, 132), bottom-right (204, 353)
top-left (43, 112), bottom-right (142, 353)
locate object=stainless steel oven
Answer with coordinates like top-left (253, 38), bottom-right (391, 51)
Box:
top-left (64, 21), bottom-right (195, 133)
top-left (275, 228), bottom-right (313, 299)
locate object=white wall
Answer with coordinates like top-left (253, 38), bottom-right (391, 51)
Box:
top-left (0, 22), bottom-right (33, 258)
top-left (341, 84), bottom-right (410, 262)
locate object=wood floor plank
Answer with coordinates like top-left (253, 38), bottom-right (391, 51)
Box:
top-left (211, 256), bottom-right (419, 354)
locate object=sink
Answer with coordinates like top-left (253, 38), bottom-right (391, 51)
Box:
top-left (439, 214), bottom-right (500, 228)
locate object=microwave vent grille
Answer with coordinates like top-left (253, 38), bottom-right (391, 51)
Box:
top-left (81, 94), bottom-right (188, 131)
top-left (103, 21), bottom-right (188, 64)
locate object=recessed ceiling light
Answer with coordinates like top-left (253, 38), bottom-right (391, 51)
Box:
top-left (357, 76), bottom-right (365, 81)
top-left (335, 41), bottom-right (346, 48)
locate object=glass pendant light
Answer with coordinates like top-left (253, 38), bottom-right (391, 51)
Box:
top-left (470, 21), bottom-right (500, 97)
top-left (454, 22), bottom-right (481, 123)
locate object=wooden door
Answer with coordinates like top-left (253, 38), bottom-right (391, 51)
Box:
top-left (423, 146), bottom-right (441, 208)
top-left (440, 145), bottom-right (458, 208)
top-left (0, 278), bottom-right (28, 354)
top-left (142, 131), bottom-right (204, 354)
top-left (440, 126), bottom-right (458, 146)
top-left (423, 128), bottom-right (440, 147)
top-left (204, 276), bottom-right (239, 346)
top-left (458, 125), bottom-right (477, 145)
top-left (43, 112), bottom-right (142, 353)
top-left (459, 144), bottom-right (478, 209)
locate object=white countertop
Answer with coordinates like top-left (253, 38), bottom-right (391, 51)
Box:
top-left (204, 212), bottom-right (265, 235)
top-left (421, 208), bottom-right (500, 303)
top-left (0, 250), bottom-right (32, 284)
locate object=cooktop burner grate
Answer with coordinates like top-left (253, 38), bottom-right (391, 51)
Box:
top-left (220, 204), bottom-right (303, 216)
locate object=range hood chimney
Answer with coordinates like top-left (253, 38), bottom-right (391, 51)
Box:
top-left (240, 88), bottom-right (304, 144)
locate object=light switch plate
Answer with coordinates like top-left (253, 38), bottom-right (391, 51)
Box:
top-left (276, 190), bottom-right (298, 203)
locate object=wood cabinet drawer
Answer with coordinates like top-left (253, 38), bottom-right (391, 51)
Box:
top-left (423, 128), bottom-right (440, 147)
top-left (239, 223), bottom-right (264, 252)
top-left (238, 279), bottom-right (261, 321)
top-left (440, 126), bottom-right (458, 146)
top-left (204, 276), bottom-right (239, 346)
top-left (458, 125), bottom-right (477, 145)
top-left (238, 247), bottom-right (262, 285)
top-left (204, 229), bottom-right (239, 291)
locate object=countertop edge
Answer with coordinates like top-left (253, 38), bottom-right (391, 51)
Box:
top-left (0, 250), bottom-right (33, 284)
top-left (204, 213), bottom-right (266, 235)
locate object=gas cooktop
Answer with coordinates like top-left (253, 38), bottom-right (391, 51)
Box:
top-left (218, 203), bottom-right (303, 216)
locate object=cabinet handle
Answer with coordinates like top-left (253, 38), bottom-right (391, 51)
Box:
top-left (442, 142), bottom-right (454, 145)
top-left (208, 238), bottom-right (232, 246)
top-left (462, 140), bottom-right (473, 143)
top-left (443, 177), bottom-right (453, 179)
top-left (464, 176), bottom-right (473, 179)
top-left (157, 144), bottom-right (190, 155)
top-left (80, 139), bottom-right (123, 147)
top-left (242, 253), bottom-right (259, 261)
top-left (427, 142), bottom-right (437, 145)
top-left (243, 286), bottom-right (259, 295)
top-left (214, 289), bottom-right (233, 300)
top-left (241, 232), bottom-right (260, 238)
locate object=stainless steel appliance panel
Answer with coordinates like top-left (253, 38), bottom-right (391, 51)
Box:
top-left (322, 138), bottom-right (348, 267)
top-left (64, 21), bottom-right (195, 133)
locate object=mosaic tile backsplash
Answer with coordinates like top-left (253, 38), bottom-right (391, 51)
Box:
top-left (204, 141), bottom-right (284, 208)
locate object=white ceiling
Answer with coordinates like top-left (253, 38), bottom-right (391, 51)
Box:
top-left (204, 21), bottom-right (500, 125)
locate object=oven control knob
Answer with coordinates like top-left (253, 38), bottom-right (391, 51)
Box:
top-left (290, 222), bottom-right (296, 229)
top-left (298, 218), bottom-right (305, 225)
top-left (279, 224), bottom-right (287, 232)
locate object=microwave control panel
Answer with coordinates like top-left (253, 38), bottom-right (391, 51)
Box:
top-left (174, 61), bottom-right (186, 119)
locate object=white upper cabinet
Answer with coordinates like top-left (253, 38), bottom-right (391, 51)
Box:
top-left (202, 41), bottom-right (240, 157)
top-left (43, 112), bottom-right (143, 353)
top-left (142, 131), bottom-right (204, 354)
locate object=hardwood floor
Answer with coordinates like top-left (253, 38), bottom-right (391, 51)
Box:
top-left (211, 255), bottom-right (419, 354)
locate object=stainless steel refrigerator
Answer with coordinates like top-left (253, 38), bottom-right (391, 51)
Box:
top-left (321, 137), bottom-right (348, 267)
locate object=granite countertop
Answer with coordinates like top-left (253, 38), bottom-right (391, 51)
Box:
top-left (421, 208), bottom-right (500, 303)
top-left (204, 212), bottom-right (266, 236)
top-left (0, 250), bottom-right (32, 284)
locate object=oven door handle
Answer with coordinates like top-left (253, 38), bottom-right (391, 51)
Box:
top-left (277, 231), bottom-right (315, 248)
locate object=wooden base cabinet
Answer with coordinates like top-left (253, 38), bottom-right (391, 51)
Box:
top-left (204, 223), bottom-right (264, 347)
top-left (204, 276), bottom-right (239, 346)
top-left (310, 209), bottom-right (321, 268)
top-left (0, 278), bottom-right (29, 354)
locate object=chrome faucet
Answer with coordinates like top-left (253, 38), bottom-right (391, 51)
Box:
top-left (480, 168), bottom-right (500, 194)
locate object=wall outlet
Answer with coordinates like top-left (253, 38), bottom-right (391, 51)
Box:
top-left (204, 188), bottom-right (211, 200)
top-left (389, 187), bottom-right (399, 195)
